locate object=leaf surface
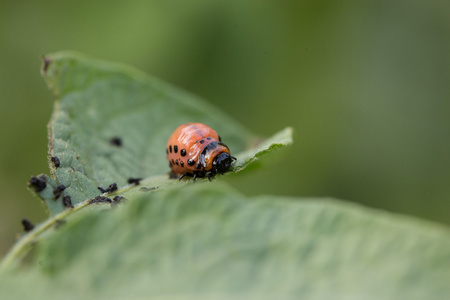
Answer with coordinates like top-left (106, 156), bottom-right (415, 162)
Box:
top-left (2, 183), bottom-right (450, 299)
top-left (35, 52), bottom-right (291, 215)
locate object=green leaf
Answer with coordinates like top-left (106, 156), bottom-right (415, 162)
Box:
top-left (33, 52), bottom-right (292, 215)
top-left (1, 183), bottom-right (449, 299)
top-left (232, 126), bottom-right (293, 172)
top-left (1, 52), bottom-right (292, 271)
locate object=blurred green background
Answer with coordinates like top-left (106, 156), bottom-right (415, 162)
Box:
top-left (1, 0), bottom-right (449, 258)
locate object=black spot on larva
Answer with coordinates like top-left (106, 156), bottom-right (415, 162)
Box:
top-left (172, 159), bottom-right (175, 164)
top-left (174, 145), bottom-right (178, 153)
top-left (63, 196), bottom-right (74, 208)
top-left (53, 185), bottom-right (67, 200)
top-left (29, 175), bottom-right (46, 192)
top-left (21, 219), bottom-right (34, 232)
top-left (207, 137), bottom-right (212, 140)
top-left (98, 183), bottom-right (118, 194)
top-left (180, 161), bottom-right (184, 167)
top-left (219, 136), bottom-right (222, 142)
top-left (169, 145), bottom-right (172, 153)
top-left (175, 159), bottom-right (179, 166)
top-left (188, 159), bottom-right (195, 166)
top-left (180, 149), bottom-right (186, 156)
top-left (51, 156), bottom-right (60, 168)
top-left (127, 177), bottom-right (142, 185)
top-left (110, 137), bottom-right (122, 147)
top-left (199, 139), bottom-right (205, 144)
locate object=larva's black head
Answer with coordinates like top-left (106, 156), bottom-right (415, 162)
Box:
top-left (212, 152), bottom-right (233, 175)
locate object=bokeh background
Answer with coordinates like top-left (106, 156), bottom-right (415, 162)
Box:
top-left (1, 0), bottom-right (449, 258)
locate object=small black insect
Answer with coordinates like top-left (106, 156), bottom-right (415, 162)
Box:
top-left (98, 183), bottom-right (118, 194)
top-left (21, 219), bottom-right (35, 232)
top-left (111, 195), bottom-right (126, 208)
top-left (113, 195), bottom-right (126, 203)
top-left (63, 195), bottom-right (74, 208)
top-left (53, 185), bottom-right (67, 200)
top-left (29, 175), bottom-right (46, 192)
top-left (89, 195), bottom-right (112, 204)
top-left (51, 156), bottom-right (60, 168)
top-left (41, 55), bottom-right (51, 73)
top-left (110, 137), bottom-right (123, 147)
top-left (127, 177), bottom-right (142, 185)
top-left (139, 186), bottom-right (158, 192)
top-left (54, 219), bottom-right (67, 229)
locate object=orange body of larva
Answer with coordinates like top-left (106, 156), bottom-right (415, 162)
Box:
top-left (166, 123), bottom-right (234, 180)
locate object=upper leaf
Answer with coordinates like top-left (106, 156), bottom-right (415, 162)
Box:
top-left (36, 52), bottom-right (291, 215)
